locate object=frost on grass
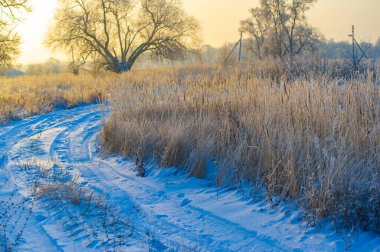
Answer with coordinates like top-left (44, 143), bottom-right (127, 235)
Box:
top-left (102, 66), bottom-right (380, 233)
top-left (0, 74), bottom-right (110, 123)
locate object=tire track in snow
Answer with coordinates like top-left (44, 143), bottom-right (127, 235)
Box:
top-left (0, 107), bottom-right (101, 251)
top-left (41, 107), bottom-right (298, 251)
top-left (36, 106), bottom-right (283, 251)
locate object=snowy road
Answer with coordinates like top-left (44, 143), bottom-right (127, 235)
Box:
top-left (0, 105), bottom-right (379, 251)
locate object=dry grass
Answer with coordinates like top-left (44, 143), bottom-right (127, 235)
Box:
top-left (102, 66), bottom-right (380, 233)
top-left (0, 73), bottom-right (118, 123)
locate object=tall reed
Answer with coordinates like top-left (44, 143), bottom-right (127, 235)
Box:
top-left (102, 66), bottom-right (380, 232)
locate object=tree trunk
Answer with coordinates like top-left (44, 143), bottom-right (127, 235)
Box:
top-left (108, 62), bottom-right (130, 73)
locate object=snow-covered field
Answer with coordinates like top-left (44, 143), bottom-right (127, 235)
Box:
top-left (0, 104), bottom-right (379, 251)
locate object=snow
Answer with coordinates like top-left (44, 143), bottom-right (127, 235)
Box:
top-left (0, 104), bottom-right (379, 251)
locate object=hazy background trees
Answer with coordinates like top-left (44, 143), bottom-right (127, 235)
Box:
top-left (47, 0), bottom-right (200, 73)
top-left (25, 58), bottom-right (65, 75)
top-left (241, 0), bottom-right (321, 60)
top-left (0, 0), bottom-right (30, 67)
top-left (1, 0), bottom-right (379, 76)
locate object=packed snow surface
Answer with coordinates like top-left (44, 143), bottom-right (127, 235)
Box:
top-left (0, 104), bottom-right (379, 251)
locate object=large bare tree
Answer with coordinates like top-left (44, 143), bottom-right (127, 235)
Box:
top-left (0, 0), bottom-right (30, 66)
top-left (47, 0), bottom-right (200, 73)
top-left (241, 0), bottom-right (320, 60)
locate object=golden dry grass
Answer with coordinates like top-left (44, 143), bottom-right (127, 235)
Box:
top-left (0, 73), bottom-right (117, 123)
top-left (102, 66), bottom-right (380, 232)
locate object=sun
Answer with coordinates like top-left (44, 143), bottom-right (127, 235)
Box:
top-left (16, 0), bottom-right (61, 64)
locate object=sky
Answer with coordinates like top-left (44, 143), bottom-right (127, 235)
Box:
top-left (16, 0), bottom-right (380, 64)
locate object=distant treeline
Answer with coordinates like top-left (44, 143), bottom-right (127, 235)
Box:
top-left (1, 38), bottom-right (380, 77)
top-left (319, 39), bottom-right (380, 59)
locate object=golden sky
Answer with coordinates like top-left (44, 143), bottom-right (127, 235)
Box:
top-left (16, 0), bottom-right (380, 64)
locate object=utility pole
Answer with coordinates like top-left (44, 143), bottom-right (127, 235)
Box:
top-left (351, 25), bottom-right (356, 71)
top-left (224, 32), bottom-right (244, 66)
top-left (348, 25), bottom-right (368, 74)
top-left (239, 31), bottom-right (243, 62)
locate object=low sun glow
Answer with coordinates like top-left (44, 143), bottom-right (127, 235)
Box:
top-left (16, 0), bottom-right (60, 64)
top-left (15, 0), bottom-right (380, 64)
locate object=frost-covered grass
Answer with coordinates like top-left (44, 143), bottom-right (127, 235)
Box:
top-left (102, 66), bottom-right (380, 233)
top-left (0, 73), bottom-right (113, 123)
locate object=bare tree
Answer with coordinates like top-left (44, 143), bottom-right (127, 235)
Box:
top-left (47, 0), bottom-right (200, 73)
top-left (240, 7), bottom-right (268, 59)
top-left (241, 0), bottom-right (320, 60)
top-left (0, 0), bottom-right (30, 67)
